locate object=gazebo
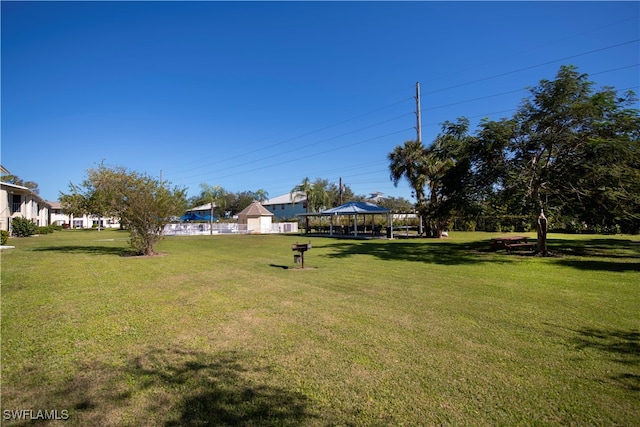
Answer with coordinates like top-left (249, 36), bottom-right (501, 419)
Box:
top-left (298, 201), bottom-right (392, 238)
top-left (237, 201), bottom-right (274, 233)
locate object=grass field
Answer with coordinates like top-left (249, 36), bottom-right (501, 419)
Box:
top-left (1, 230), bottom-right (639, 426)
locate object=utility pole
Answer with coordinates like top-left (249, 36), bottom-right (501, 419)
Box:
top-left (415, 82), bottom-right (422, 144)
top-left (339, 177), bottom-right (343, 205)
top-left (415, 82), bottom-right (424, 236)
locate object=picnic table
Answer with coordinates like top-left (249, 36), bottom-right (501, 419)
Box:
top-left (490, 236), bottom-right (535, 252)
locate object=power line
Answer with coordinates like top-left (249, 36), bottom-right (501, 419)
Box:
top-left (180, 128), bottom-right (413, 188)
top-left (174, 57), bottom-right (637, 193)
top-left (171, 54), bottom-right (636, 186)
top-left (425, 39), bottom-right (639, 95)
top-left (164, 96), bottom-right (413, 178)
top-left (177, 112), bottom-right (413, 183)
top-left (426, 16), bottom-right (639, 85)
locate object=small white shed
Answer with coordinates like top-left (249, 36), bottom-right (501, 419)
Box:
top-left (237, 201), bottom-right (274, 233)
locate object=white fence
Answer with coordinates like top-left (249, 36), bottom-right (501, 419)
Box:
top-left (163, 222), bottom-right (298, 236)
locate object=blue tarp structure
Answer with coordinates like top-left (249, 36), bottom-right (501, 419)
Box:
top-left (180, 212), bottom-right (217, 222)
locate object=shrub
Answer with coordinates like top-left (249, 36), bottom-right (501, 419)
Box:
top-left (11, 217), bottom-right (38, 237)
top-left (37, 226), bottom-right (55, 235)
top-left (463, 220), bottom-right (476, 232)
top-left (1, 230), bottom-right (8, 245)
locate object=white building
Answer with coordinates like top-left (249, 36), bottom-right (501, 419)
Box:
top-left (49, 201), bottom-right (120, 229)
top-left (0, 181), bottom-right (51, 232)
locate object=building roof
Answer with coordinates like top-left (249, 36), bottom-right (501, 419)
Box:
top-left (323, 201), bottom-right (390, 214)
top-left (299, 201), bottom-right (390, 216)
top-left (188, 202), bottom-right (216, 211)
top-left (237, 201), bottom-right (274, 217)
top-left (1, 181), bottom-right (50, 206)
top-left (263, 191), bottom-right (306, 206)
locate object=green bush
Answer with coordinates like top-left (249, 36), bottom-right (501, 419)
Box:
top-left (463, 220), bottom-right (476, 232)
top-left (37, 226), bottom-right (55, 235)
top-left (1, 230), bottom-right (8, 245)
top-left (11, 217), bottom-right (37, 237)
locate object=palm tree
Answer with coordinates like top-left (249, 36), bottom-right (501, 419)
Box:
top-left (290, 177), bottom-right (313, 213)
top-left (200, 184), bottom-right (226, 235)
top-left (421, 120), bottom-right (471, 237)
top-left (254, 189), bottom-right (269, 203)
top-left (422, 147), bottom-right (454, 237)
top-left (291, 178), bottom-right (330, 213)
top-left (310, 180), bottom-right (330, 212)
top-left (388, 140), bottom-right (428, 206)
top-left (291, 178), bottom-right (330, 233)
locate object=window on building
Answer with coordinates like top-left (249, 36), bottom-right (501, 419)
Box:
top-left (11, 194), bottom-right (21, 214)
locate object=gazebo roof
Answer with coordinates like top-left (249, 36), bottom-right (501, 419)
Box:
top-left (298, 201), bottom-right (390, 216)
top-left (237, 201), bottom-right (274, 217)
top-left (322, 201), bottom-right (390, 215)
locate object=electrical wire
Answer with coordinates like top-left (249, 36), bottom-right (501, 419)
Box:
top-left (170, 46), bottom-right (638, 194)
top-left (425, 39), bottom-right (639, 95)
top-left (164, 96), bottom-right (414, 178)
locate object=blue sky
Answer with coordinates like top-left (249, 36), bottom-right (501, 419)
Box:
top-left (2, 1), bottom-right (638, 203)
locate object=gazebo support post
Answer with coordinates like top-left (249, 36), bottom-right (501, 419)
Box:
top-left (354, 214), bottom-right (358, 237)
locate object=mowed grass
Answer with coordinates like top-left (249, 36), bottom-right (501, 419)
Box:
top-left (1, 230), bottom-right (639, 426)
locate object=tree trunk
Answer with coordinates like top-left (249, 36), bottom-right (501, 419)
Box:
top-left (536, 210), bottom-right (548, 256)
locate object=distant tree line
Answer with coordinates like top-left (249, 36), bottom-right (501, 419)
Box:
top-left (187, 178), bottom-right (414, 219)
top-left (389, 65), bottom-right (640, 236)
top-left (0, 174), bottom-right (40, 193)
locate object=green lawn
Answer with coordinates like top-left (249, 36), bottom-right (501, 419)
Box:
top-left (1, 230), bottom-right (639, 426)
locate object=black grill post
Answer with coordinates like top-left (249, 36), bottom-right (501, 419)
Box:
top-left (291, 241), bottom-right (312, 268)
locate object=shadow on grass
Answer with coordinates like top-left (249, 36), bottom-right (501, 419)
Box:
top-left (548, 238), bottom-right (640, 258)
top-left (318, 236), bottom-right (640, 269)
top-left (548, 238), bottom-right (640, 272)
top-left (31, 245), bottom-right (135, 257)
top-left (51, 347), bottom-right (314, 426)
top-left (269, 264), bottom-right (290, 270)
top-left (320, 239), bottom-right (496, 265)
top-left (571, 327), bottom-right (640, 392)
top-left (554, 260), bottom-right (640, 272)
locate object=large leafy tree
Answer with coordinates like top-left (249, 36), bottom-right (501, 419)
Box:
top-left (376, 196), bottom-right (414, 213)
top-left (61, 164), bottom-right (187, 255)
top-left (423, 118), bottom-right (476, 237)
top-left (290, 177), bottom-right (330, 213)
top-left (479, 65), bottom-right (640, 232)
top-left (60, 165), bottom-right (126, 231)
top-left (310, 178), bottom-right (356, 208)
top-left (389, 66), bottom-right (639, 234)
top-left (388, 121), bottom-right (474, 237)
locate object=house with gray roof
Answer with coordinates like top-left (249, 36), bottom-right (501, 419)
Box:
top-left (262, 191), bottom-right (307, 220)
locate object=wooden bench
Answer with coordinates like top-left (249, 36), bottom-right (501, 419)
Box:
top-left (490, 236), bottom-right (531, 251)
top-left (505, 242), bottom-right (535, 253)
